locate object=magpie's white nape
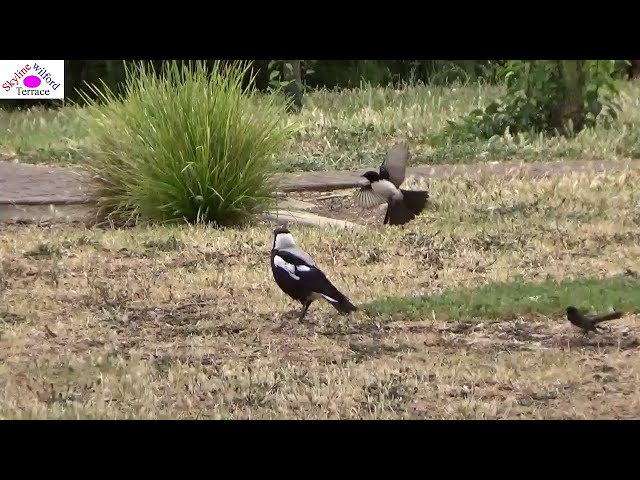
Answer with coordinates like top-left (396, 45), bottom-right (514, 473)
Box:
top-left (270, 226), bottom-right (357, 322)
top-left (354, 143), bottom-right (429, 226)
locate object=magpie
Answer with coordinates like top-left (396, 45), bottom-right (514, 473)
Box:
top-left (354, 143), bottom-right (429, 226)
top-left (565, 306), bottom-right (624, 335)
top-left (270, 226), bottom-right (358, 322)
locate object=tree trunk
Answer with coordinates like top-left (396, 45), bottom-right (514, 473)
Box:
top-left (554, 60), bottom-right (586, 135)
top-left (626, 60), bottom-right (640, 79)
top-left (67, 60), bottom-right (86, 102)
top-left (282, 60), bottom-right (303, 113)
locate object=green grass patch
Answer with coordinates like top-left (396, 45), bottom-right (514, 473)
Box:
top-left (363, 275), bottom-right (640, 322)
top-left (0, 105), bottom-right (88, 164)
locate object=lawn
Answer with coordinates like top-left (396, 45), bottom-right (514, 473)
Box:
top-left (2, 79), bottom-right (640, 170)
top-left (1, 161), bottom-right (639, 419)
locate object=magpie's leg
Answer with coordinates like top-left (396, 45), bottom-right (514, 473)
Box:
top-left (298, 301), bottom-right (311, 322)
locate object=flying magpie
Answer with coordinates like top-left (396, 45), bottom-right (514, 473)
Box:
top-left (353, 143), bottom-right (429, 226)
top-left (270, 226), bottom-right (358, 322)
top-left (565, 306), bottom-right (624, 335)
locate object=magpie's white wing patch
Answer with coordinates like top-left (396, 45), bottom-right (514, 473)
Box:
top-left (354, 188), bottom-right (386, 209)
top-left (273, 255), bottom-right (300, 280)
top-left (372, 179), bottom-right (401, 199)
top-left (274, 255), bottom-right (317, 281)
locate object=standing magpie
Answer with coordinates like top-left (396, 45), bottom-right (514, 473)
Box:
top-left (270, 226), bottom-right (358, 322)
top-left (565, 306), bottom-right (624, 335)
top-left (353, 143), bottom-right (429, 226)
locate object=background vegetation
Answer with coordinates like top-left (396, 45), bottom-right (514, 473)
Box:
top-left (1, 59), bottom-right (639, 226)
top-left (2, 62), bottom-right (639, 171)
top-left (1, 60), bottom-right (636, 109)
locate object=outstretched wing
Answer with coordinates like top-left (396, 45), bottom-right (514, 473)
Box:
top-left (353, 185), bottom-right (387, 209)
top-left (273, 249), bottom-right (346, 303)
top-left (380, 143), bottom-right (409, 188)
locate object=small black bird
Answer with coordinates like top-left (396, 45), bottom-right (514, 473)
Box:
top-left (565, 305), bottom-right (624, 335)
top-left (354, 143), bottom-right (429, 226)
top-left (270, 226), bottom-right (358, 322)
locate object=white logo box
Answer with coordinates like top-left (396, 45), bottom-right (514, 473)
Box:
top-left (0, 60), bottom-right (65, 100)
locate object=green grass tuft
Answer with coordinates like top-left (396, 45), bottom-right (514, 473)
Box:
top-left (363, 275), bottom-right (640, 322)
top-left (75, 60), bottom-right (296, 226)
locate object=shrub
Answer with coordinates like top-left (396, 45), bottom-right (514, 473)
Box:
top-left (77, 60), bottom-right (295, 227)
top-left (430, 60), bottom-right (624, 146)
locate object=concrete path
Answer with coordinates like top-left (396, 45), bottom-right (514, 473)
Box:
top-left (0, 161), bottom-right (93, 205)
top-left (1, 157), bottom-right (639, 225)
top-left (277, 158), bottom-right (640, 192)
top-left (4, 158), bottom-right (640, 203)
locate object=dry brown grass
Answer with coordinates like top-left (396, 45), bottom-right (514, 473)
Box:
top-left (1, 162), bottom-right (640, 419)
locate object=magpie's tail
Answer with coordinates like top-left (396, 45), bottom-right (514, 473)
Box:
top-left (592, 311), bottom-right (624, 324)
top-left (334, 298), bottom-right (359, 314)
top-left (318, 287), bottom-right (358, 314)
top-left (385, 189), bottom-right (429, 225)
top-left (402, 189), bottom-right (430, 214)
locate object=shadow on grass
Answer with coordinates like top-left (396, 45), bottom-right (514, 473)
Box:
top-left (363, 275), bottom-right (640, 322)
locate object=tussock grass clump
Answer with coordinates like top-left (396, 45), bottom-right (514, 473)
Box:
top-left (77, 60), bottom-right (295, 226)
